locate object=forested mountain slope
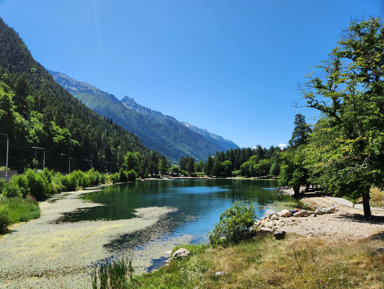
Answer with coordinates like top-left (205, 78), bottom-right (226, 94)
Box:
top-left (50, 71), bottom-right (238, 162)
top-left (0, 18), bottom-right (150, 172)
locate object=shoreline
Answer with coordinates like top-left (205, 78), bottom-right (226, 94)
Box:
top-left (0, 187), bottom-right (191, 289)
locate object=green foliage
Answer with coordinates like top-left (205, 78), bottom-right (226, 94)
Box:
top-left (61, 174), bottom-right (78, 191)
top-left (124, 151), bottom-right (141, 172)
top-left (0, 205), bottom-right (10, 234)
top-left (302, 17), bottom-right (384, 216)
top-left (0, 197), bottom-right (40, 233)
top-left (288, 114), bottom-right (312, 149)
top-left (278, 149), bottom-right (309, 196)
top-left (25, 169), bottom-right (52, 201)
top-left (126, 170), bottom-right (137, 182)
top-left (91, 257), bottom-right (135, 289)
top-left (1, 197), bottom-right (40, 223)
top-left (208, 201), bottom-right (257, 246)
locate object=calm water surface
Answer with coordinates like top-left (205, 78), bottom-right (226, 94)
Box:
top-left (62, 179), bottom-right (298, 245)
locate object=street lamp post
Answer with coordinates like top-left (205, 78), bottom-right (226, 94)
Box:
top-left (0, 133), bottom-right (9, 181)
top-left (85, 159), bottom-right (93, 170)
top-left (61, 154), bottom-right (71, 174)
top-left (32, 146), bottom-right (45, 170)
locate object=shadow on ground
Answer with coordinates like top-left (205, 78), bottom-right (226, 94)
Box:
top-left (336, 213), bottom-right (384, 224)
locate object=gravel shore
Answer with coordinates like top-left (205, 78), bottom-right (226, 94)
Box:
top-left (275, 189), bottom-right (384, 242)
top-left (0, 189), bottom-right (189, 289)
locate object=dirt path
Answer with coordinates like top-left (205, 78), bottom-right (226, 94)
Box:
top-left (275, 192), bottom-right (384, 242)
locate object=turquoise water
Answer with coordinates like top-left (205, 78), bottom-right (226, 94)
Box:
top-left (61, 179), bottom-right (297, 245)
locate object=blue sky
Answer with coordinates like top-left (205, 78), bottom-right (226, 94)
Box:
top-left (0, 0), bottom-right (382, 148)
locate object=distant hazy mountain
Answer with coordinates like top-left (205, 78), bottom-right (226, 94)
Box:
top-left (49, 71), bottom-right (238, 162)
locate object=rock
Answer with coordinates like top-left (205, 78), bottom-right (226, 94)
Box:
top-left (293, 210), bottom-right (312, 217)
top-left (315, 205), bottom-right (336, 215)
top-left (173, 248), bottom-right (190, 258)
top-left (215, 271), bottom-right (225, 276)
top-left (258, 228), bottom-right (274, 236)
top-left (165, 250), bottom-right (172, 256)
top-left (376, 247), bottom-right (384, 253)
top-left (165, 258), bottom-right (173, 265)
top-left (265, 221), bottom-right (274, 228)
top-left (274, 230), bottom-right (286, 240)
top-left (314, 208), bottom-right (325, 215)
top-left (270, 214), bottom-right (279, 221)
top-left (279, 209), bottom-right (291, 218)
top-left (264, 209), bottom-right (277, 218)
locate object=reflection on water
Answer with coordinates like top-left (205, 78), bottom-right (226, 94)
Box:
top-left (59, 179), bottom-right (298, 244)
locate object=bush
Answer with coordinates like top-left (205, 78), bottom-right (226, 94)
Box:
top-left (62, 174), bottom-right (78, 191)
top-left (119, 168), bottom-right (128, 182)
top-left (25, 169), bottom-right (52, 201)
top-left (208, 201), bottom-right (257, 246)
top-left (2, 174), bottom-right (29, 198)
top-left (3, 181), bottom-right (22, 198)
top-left (127, 170), bottom-right (137, 182)
top-left (0, 205), bottom-right (10, 234)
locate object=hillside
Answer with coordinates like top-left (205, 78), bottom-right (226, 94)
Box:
top-left (49, 71), bottom-right (238, 162)
top-left (0, 18), bottom-right (150, 172)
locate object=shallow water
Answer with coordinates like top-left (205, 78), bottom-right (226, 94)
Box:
top-left (61, 179), bottom-right (298, 245)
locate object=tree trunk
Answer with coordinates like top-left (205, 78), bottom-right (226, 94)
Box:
top-left (362, 189), bottom-right (372, 217)
top-left (293, 186), bottom-right (300, 198)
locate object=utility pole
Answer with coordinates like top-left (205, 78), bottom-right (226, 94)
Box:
top-left (85, 159), bottom-right (93, 170)
top-left (61, 153), bottom-right (71, 174)
top-left (32, 146), bottom-right (45, 170)
top-left (0, 133), bottom-right (9, 181)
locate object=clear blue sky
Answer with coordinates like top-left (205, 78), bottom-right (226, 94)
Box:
top-left (0, 0), bottom-right (382, 148)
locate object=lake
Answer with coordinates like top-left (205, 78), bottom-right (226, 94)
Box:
top-left (60, 179), bottom-right (298, 248)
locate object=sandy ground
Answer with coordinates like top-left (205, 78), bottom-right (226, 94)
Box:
top-left (275, 190), bottom-right (384, 242)
top-left (0, 189), bottom-right (191, 289)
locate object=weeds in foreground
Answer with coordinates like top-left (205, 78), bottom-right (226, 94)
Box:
top-left (91, 257), bottom-right (136, 289)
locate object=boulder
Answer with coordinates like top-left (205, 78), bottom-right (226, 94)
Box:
top-left (293, 210), bottom-right (312, 217)
top-left (279, 209), bottom-right (291, 218)
top-left (173, 248), bottom-right (190, 258)
top-left (315, 205), bottom-right (336, 215)
top-left (258, 228), bottom-right (274, 236)
top-left (274, 230), bottom-right (286, 240)
top-left (270, 214), bottom-right (279, 221)
top-left (215, 272), bottom-right (225, 276)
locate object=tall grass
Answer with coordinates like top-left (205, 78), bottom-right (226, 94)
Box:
top-left (131, 235), bottom-right (384, 288)
top-left (0, 197), bottom-right (40, 233)
top-left (91, 257), bottom-right (135, 289)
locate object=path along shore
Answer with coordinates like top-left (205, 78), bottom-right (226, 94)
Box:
top-left (277, 188), bottom-right (384, 242)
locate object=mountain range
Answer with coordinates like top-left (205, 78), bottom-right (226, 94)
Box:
top-left (0, 18), bottom-right (150, 172)
top-left (49, 71), bottom-right (238, 162)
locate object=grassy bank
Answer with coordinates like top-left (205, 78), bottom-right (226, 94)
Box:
top-left (110, 234), bottom-right (384, 289)
top-left (0, 197), bottom-right (40, 233)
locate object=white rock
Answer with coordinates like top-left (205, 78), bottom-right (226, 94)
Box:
top-left (173, 248), bottom-right (190, 258)
top-left (279, 209), bottom-right (291, 218)
top-left (293, 210), bottom-right (312, 217)
top-left (271, 214), bottom-right (279, 220)
top-left (215, 272), bottom-right (225, 276)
